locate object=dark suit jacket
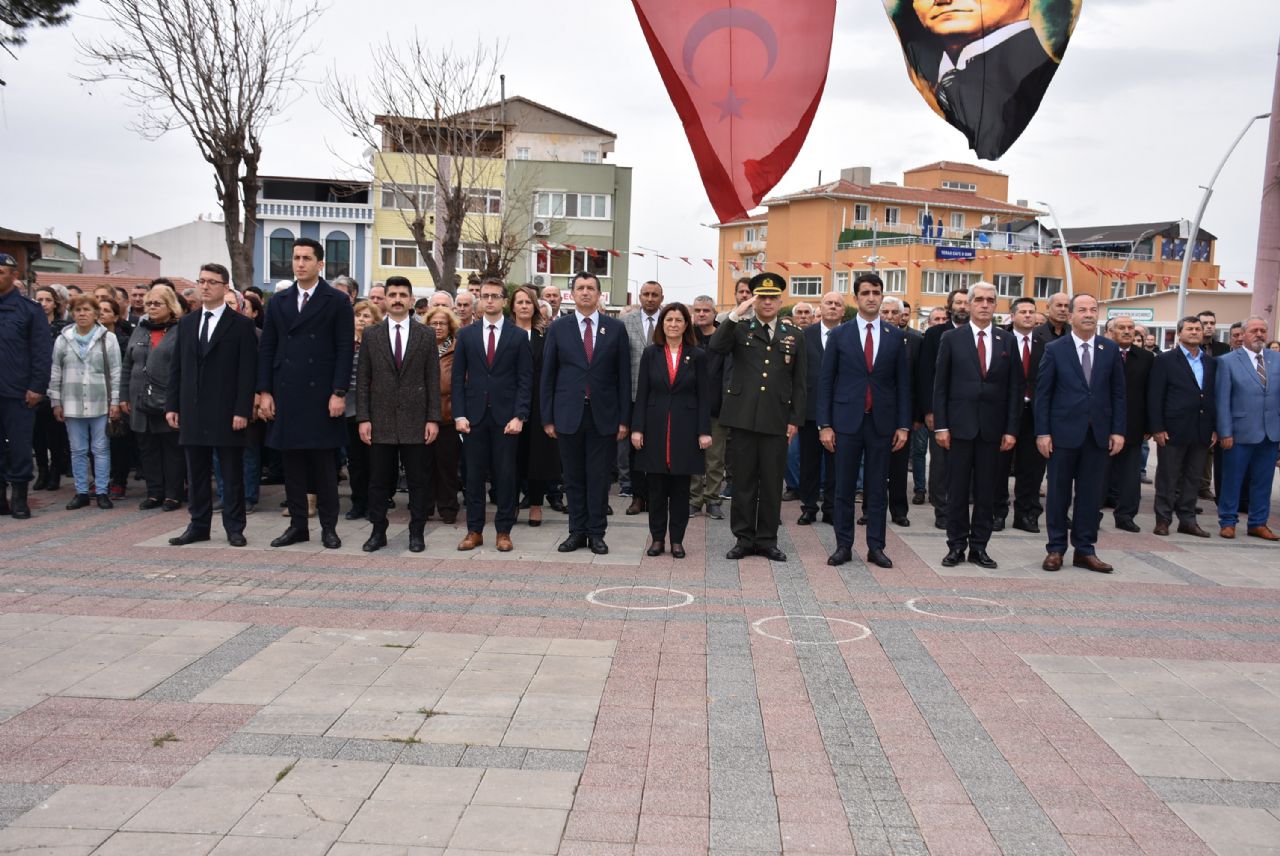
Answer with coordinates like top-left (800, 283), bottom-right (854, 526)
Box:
top-left (452, 318), bottom-right (532, 426)
top-left (1034, 335), bottom-right (1127, 449)
top-left (932, 325), bottom-right (1022, 442)
top-left (540, 312), bottom-right (631, 435)
top-left (632, 344), bottom-right (711, 475)
top-left (169, 308), bottom-right (257, 448)
top-left (695, 325), bottom-right (724, 418)
top-left (915, 320), bottom-right (962, 419)
top-left (1148, 347), bottom-right (1216, 447)
top-left (1116, 346), bottom-right (1154, 446)
top-left (1013, 328), bottom-right (1046, 402)
top-left (257, 280), bottom-right (354, 449)
top-left (817, 318), bottom-right (911, 437)
top-left (1205, 340), bottom-right (1231, 358)
top-left (356, 319), bottom-right (441, 445)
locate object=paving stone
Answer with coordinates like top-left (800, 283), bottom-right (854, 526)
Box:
top-left (9, 784), bottom-right (161, 831)
top-left (449, 804), bottom-right (568, 853)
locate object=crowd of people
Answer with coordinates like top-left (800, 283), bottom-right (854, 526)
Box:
top-left (1, 245), bottom-right (1278, 573)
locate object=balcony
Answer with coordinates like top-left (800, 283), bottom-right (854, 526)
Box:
top-left (258, 201), bottom-right (375, 223)
top-left (732, 239), bottom-right (767, 253)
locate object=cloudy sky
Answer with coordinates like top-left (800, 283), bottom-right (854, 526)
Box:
top-left (0, 0), bottom-right (1274, 306)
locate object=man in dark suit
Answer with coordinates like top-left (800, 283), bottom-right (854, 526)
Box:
top-left (1035, 293), bottom-right (1127, 573)
top-left (690, 295), bottom-right (727, 520)
top-left (166, 263), bottom-right (258, 547)
top-left (1195, 310), bottom-right (1231, 502)
top-left (999, 297), bottom-right (1047, 532)
top-left (453, 278), bottom-right (532, 553)
top-left (916, 288), bottom-right (969, 530)
top-left (257, 238), bottom-right (355, 549)
top-left (357, 277), bottom-right (440, 553)
top-left (797, 291), bottom-right (843, 526)
top-left (1037, 292), bottom-right (1071, 343)
top-left (817, 273), bottom-right (910, 568)
top-left (931, 282), bottom-right (1021, 569)
top-left (882, 296), bottom-right (921, 526)
top-left (541, 272), bottom-right (631, 555)
top-left (1103, 315), bottom-right (1153, 532)
top-left (1148, 316), bottom-right (1217, 537)
top-left (710, 273), bottom-right (807, 562)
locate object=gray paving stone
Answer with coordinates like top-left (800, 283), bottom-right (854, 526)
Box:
top-left (711, 818), bottom-right (782, 851)
top-left (334, 738), bottom-right (406, 763)
top-left (397, 742), bottom-right (466, 767)
top-left (458, 745), bottom-right (527, 769)
top-left (271, 735), bottom-right (349, 759)
top-left (213, 733), bottom-right (285, 756)
top-left (521, 749), bottom-right (588, 772)
top-left (142, 624), bottom-right (289, 702)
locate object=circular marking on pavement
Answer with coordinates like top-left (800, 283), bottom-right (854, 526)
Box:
top-left (750, 615), bottom-right (871, 645)
top-left (905, 595), bottom-right (1012, 622)
top-left (586, 586), bottom-right (695, 611)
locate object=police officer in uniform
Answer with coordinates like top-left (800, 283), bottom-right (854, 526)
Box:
top-left (709, 273), bottom-right (806, 561)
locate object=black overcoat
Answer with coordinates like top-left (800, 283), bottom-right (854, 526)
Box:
top-left (168, 308), bottom-right (258, 447)
top-left (632, 344), bottom-right (710, 476)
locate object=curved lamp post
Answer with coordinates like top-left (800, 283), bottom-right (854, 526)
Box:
top-left (1037, 200), bottom-right (1073, 297)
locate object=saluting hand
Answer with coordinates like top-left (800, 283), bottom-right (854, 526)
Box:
top-left (731, 295), bottom-right (757, 319)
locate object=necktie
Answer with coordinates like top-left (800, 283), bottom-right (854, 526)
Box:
top-left (1081, 342), bottom-right (1092, 387)
top-left (977, 330), bottom-right (987, 379)
top-left (864, 322), bottom-right (874, 411)
top-left (935, 68), bottom-right (959, 112)
top-left (646, 315), bottom-right (654, 344)
top-left (487, 324), bottom-right (496, 367)
top-left (393, 323), bottom-right (403, 370)
top-left (200, 311), bottom-right (212, 354)
top-left (1257, 353), bottom-right (1268, 387)
top-left (1021, 336), bottom-right (1031, 393)
top-left (583, 317), bottom-right (593, 399)
top-left (1121, 348), bottom-right (1128, 364)
top-left (301, 290), bottom-right (310, 311)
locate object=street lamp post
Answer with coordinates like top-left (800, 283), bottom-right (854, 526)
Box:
top-left (1176, 112), bottom-right (1272, 321)
top-left (636, 246), bottom-right (661, 283)
top-left (1037, 200), bottom-right (1073, 297)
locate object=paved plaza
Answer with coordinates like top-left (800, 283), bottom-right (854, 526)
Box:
top-left (1, 475), bottom-right (1279, 856)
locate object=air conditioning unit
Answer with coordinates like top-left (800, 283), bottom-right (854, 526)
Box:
top-left (532, 219), bottom-right (551, 236)
top-left (532, 274), bottom-right (547, 286)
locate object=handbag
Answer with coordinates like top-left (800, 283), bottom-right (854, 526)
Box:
top-left (102, 335), bottom-right (129, 438)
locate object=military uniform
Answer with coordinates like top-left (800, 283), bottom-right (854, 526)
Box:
top-left (709, 274), bottom-right (806, 556)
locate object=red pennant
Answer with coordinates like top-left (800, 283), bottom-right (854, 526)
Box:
top-left (776, 262), bottom-right (791, 271)
top-left (703, 258), bottom-right (716, 269)
top-left (819, 262), bottom-right (831, 270)
top-left (1237, 279), bottom-right (1248, 287)
top-left (679, 256), bottom-right (692, 265)
top-left (631, 0), bottom-right (837, 222)
top-left (608, 249), bottom-right (622, 258)
top-left (632, 251), bottom-right (646, 257)
top-left (730, 261), bottom-right (740, 271)
top-left (1162, 276), bottom-right (1171, 286)
top-left (842, 262), bottom-right (855, 269)
top-left (799, 261), bottom-right (813, 268)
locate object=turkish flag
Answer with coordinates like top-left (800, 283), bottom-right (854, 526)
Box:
top-left (632, 0), bottom-right (837, 223)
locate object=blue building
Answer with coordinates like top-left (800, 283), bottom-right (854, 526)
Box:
top-left (253, 176), bottom-right (374, 291)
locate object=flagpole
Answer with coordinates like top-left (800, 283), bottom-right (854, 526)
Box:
top-left (1251, 37), bottom-right (1280, 336)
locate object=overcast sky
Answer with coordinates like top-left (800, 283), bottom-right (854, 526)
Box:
top-left (0, 0), bottom-right (1274, 306)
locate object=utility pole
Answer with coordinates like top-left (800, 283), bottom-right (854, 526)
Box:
top-left (1251, 37), bottom-right (1280, 336)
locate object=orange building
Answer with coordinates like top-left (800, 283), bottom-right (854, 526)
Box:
top-left (713, 162), bottom-right (1222, 343)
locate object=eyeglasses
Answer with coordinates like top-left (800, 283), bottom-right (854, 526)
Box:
top-left (196, 278), bottom-right (227, 286)
top-left (143, 300), bottom-right (166, 307)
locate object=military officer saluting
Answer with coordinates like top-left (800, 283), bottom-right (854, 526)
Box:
top-left (709, 272), bottom-right (807, 561)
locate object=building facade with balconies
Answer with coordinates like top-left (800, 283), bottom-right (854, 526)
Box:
top-left (254, 176), bottom-right (373, 290)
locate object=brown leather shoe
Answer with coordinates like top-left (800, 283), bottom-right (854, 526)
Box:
top-left (1042, 552), bottom-right (1063, 572)
top-left (457, 531), bottom-right (484, 551)
top-left (1247, 525), bottom-right (1280, 541)
top-left (1220, 526), bottom-right (1236, 539)
top-left (625, 498), bottom-right (647, 516)
top-left (1072, 553), bottom-right (1114, 574)
top-left (1152, 519), bottom-right (1170, 536)
top-left (1176, 522), bottom-right (1210, 538)
top-left (495, 533), bottom-right (513, 552)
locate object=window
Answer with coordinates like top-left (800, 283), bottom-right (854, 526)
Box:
top-left (941, 180), bottom-right (977, 192)
top-left (741, 256), bottom-right (758, 273)
top-left (1110, 279), bottom-right (1126, 300)
top-left (325, 232), bottom-right (351, 280)
top-left (884, 207), bottom-right (901, 226)
top-left (790, 276), bottom-right (822, 297)
top-left (854, 204), bottom-right (870, 223)
top-left (380, 183), bottom-right (434, 211)
top-left (882, 269), bottom-right (906, 294)
top-left (534, 247), bottom-right (610, 279)
top-left (457, 242), bottom-right (488, 271)
top-left (465, 188), bottom-right (502, 215)
top-left (1033, 276), bottom-right (1062, 299)
top-left (379, 239), bottom-right (432, 269)
top-left (515, 147), bottom-right (530, 160)
top-left (950, 212), bottom-right (965, 231)
top-left (1136, 280), bottom-right (1156, 296)
top-left (995, 274), bottom-right (1023, 298)
top-left (834, 271), bottom-right (849, 293)
top-left (744, 227), bottom-right (756, 243)
top-left (582, 150), bottom-right (599, 163)
top-left (535, 192), bottom-right (611, 220)
top-left (921, 270), bottom-right (979, 295)
top-left (268, 229), bottom-right (294, 281)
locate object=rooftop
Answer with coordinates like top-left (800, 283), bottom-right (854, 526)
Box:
top-left (905, 161), bottom-right (1008, 177)
top-left (764, 179), bottom-right (1041, 216)
top-left (1061, 221), bottom-right (1217, 245)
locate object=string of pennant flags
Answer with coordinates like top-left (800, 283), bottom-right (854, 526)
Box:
top-left (536, 240), bottom-right (1251, 290)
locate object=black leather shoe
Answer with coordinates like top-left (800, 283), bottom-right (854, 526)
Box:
top-left (227, 532), bottom-right (247, 547)
top-left (856, 515), bottom-right (868, 526)
top-left (162, 498), bottom-right (181, 511)
top-left (827, 547), bottom-right (852, 566)
top-left (646, 540), bottom-right (664, 557)
top-left (1012, 516), bottom-right (1040, 533)
top-left (867, 548), bottom-right (893, 568)
top-left (892, 516), bottom-right (910, 527)
top-left (9, 484), bottom-right (30, 519)
top-left (139, 497), bottom-right (163, 510)
top-left (797, 509), bottom-right (816, 525)
top-left (548, 499), bottom-right (568, 514)
top-left (345, 504), bottom-right (367, 521)
top-left (66, 494), bottom-right (90, 510)
top-left (758, 546), bottom-right (787, 562)
top-left (820, 512), bottom-right (833, 525)
top-left (671, 544), bottom-right (686, 559)
top-left (1114, 519), bottom-right (1141, 533)
top-left (408, 530), bottom-right (425, 553)
top-left (362, 529), bottom-right (388, 553)
top-left (168, 527), bottom-right (210, 546)
top-left (558, 533), bottom-right (588, 552)
top-left (941, 548), bottom-right (965, 567)
top-left (96, 494), bottom-right (114, 510)
top-left (321, 528), bottom-right (342, 549)
top-left (725, 545), bottom-right (751, 560)
top-left (912, 490), bottom-right (926, 505)
top-left (589, 538), bottom-right (609, 555)
top-left (706, 504), bottom-right (724, 520)
top-left (271, 525), bottom-right (309, 547)
top-left (991, 518), bottom-right (1005, 532)
top-left (968, 548), bottom-right (998, 569)
top-left (934, 517), bottom-right (947, 530)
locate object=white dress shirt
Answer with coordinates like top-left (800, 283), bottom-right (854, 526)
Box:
top-left (198, 303), bottom-right (226, 343)
top-left (970, 321), bottom-right (994, 373)
top-left (296, 282), bottom-right (317, 312)
top-left (1070, 332), bottom-right (1097, 368)
top-left (388, 316), bottom-right (412, 359)
top-left (820, 322), bottom-right (837, 350)
top-left (481, 314), bottom-right (505, 345)
top-left (575, 310), bottom-right (600, 349)
top-left (938, 19), bottom-right (1033, 76)
top-left (857, 315), bottom-right (880, 362)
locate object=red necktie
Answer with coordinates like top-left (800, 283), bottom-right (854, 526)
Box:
top-left (583, 317), bottom-right (593, 398)
top-left (393, 323), bottom-right (403, 369)
top-left (301, 290), bottom-right (310, 310)
top-left (977, 330), bottom-right (987, 379)
top-left (1021, 336), bottom-right (1031, 398)
top-left (864, 322), bottom-right (874, 411)
top-left (487, 324), bottom-right (496, 366)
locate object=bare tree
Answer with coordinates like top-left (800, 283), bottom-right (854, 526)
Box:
top-left (78, 0), bottom-right (321, 290)
top-left (325, 39), bottom-right (538, 294)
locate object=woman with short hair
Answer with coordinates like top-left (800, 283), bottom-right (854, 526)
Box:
top-left (121, 286), bottom-right (185, 510)
top-left (424, 307), bottom-right (462, 524)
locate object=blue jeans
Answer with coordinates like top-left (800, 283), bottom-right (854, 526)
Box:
top-left (66, 415), bottom-right (109, 495)
top-left (215, 444), bottom-right (262, 504)
top-left (1218, 440), bottom-right (1278, 528)
top-left (1139, 437), bottom-right (1150, 475)
top-left (785, 434), bottom-right (801, 490)
top-left (911, 426), bottom-right (928, 493)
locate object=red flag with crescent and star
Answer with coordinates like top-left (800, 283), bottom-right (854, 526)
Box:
top-left (631, 0), bottom-right (837, 223)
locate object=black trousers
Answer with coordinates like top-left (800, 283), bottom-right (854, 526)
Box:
top-left (628, 443), bottom-right (648, 503)
top-left (186, 445), bottom-right (244, 534)
top-left (33, 400), bottom-right (68, 477)
top-left (426, 424), bottom-right (461, 518)
top-left (647, 472), bottom-right (691, 543)
top-left (728, 427), bottom-right (787, 551)
top-left (463, 417), bottom-right (518, 534)
top-left (368, 443), bottom-right (428, 531)
top-left (0, 397), bottom-right (36, 483)
top-left (1105, 440), bottom-right (1143, 524)
top-left (834, 421), bottom-right (890, 552)
top-left (1004, 403), bottom-right (1045, 522)
top-left (558, 402), bottom-right (613, 539)
top-left (798, 420), bottom-right (834, 516)
top-left (283, 448), bottom-right (339, 529)
top-left (928, 433), bottom-right (949, 522)
top-left (945, 437), bottom-right (1000, 552)
top-left (138, 431), bottom-right (184, 501)
top-left (345, 418), bottom-right (371, 511)
top-left (109, 426), bottom-right (132, 488)
top-left (1154, 442), bottom-right (1210, 525)
top-left (888, 443), bottom-right (910, 521)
